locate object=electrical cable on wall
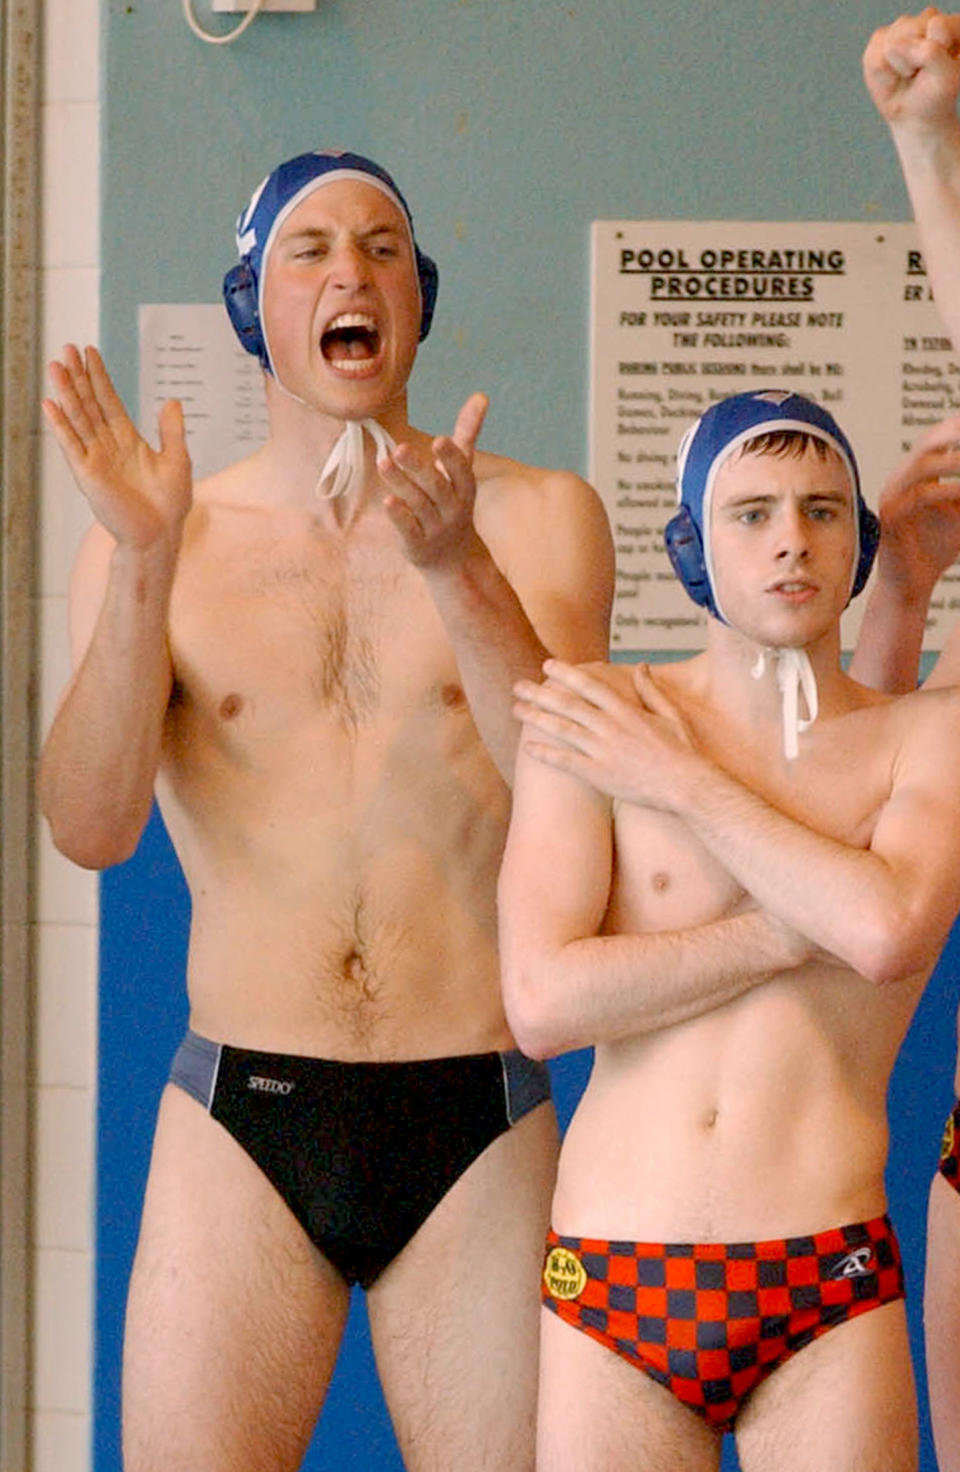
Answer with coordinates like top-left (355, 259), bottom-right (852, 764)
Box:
top-left (182, 0), bottom-right (267, 44)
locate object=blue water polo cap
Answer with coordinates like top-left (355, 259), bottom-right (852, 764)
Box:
top-left (222, 149), bottom-right (439, 373)
top-left (665, 389), bottom-right (879, 621)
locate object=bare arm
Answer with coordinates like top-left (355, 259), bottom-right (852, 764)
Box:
top-left (515, 660), bottom-right (960, 985)
top-left (498, 738), bottom-right (812, 1061)
top-left (857, 15), bottom-right (960, 688)
top-left (849, 414), bottom-right (960, 691)
top-left (864, 10), bottom-right (960, 343)
top-left (38, 346), bottom-right (192, 868)
top-left (379, 394), bottom-right (614, 782)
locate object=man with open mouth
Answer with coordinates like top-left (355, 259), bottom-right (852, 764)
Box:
top-left (38, 149), bottom-right (615, 1470)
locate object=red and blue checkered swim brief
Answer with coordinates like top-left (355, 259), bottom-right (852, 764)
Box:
top-left (939, 1101), bottom-right (960, 1193)
top-left (541, 1216), bottom-right (904, 1432)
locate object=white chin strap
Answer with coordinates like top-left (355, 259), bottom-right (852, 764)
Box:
top-left (315, 418), bottom-right (398, 500)
top-left (751, 646), bottom-right (819, 761)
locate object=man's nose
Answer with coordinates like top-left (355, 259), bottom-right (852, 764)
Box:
top-left (329, 243), bottom-right (370, 289)
top-left (775, 505), bottom-right (810, 560)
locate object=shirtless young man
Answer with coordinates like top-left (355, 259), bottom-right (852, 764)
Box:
top-left (498, 388), bottom-right (960, 1471)
top-left (864, 15), bottom-right (960, 1466)
top-left (38, 150), bottom-right (614, 1471)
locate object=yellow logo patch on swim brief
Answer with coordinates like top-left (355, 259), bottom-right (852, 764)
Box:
top-left (543, 1245), bottom-right (587, 1300)
top-left (941, 1112), bottom-right (956, 1164)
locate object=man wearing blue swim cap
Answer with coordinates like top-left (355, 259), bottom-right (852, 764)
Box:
top-left (38, 147), bottom-right (614, 1470)
top-left (866, 16), bottom-right (960, 1469)
top-left (500, 388), bottom-right (960, 1469)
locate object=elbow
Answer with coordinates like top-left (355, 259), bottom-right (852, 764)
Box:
top-left (501, 961), bottom-right (564, 1062)
top-left (850, 910), bottom-right (937, 987)
top-left (38, 764), bottom-right (148, 870)
top-left (41, 803), bottom-right (142, 871)
top-left (47, 822), bottom-right (139, 872)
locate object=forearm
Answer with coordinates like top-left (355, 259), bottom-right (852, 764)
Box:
top-left (674, 763), bottom-right (930, 983)
top-left (502, 906), bottom-right (808, 1060)
top-left (848, 561), bottom-right (928, 692)
top-left (39, 542), bottom-right (177, 866)
top-left (421, 535), bottom-right (552, 782)
top-left (893, 116), bottom-right (960, 343)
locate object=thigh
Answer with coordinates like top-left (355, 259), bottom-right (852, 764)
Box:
top-left (123, 1085), bottom-right (351, 1472)
top-left (926, 1173), bottom-right (960, 1472)
top-left (537, 1307), bottom-right (722, 1472)
top-left (735, 1300), bottom-right (917, 1472)
top-left (367, 1101), bottom-right (557, 1472)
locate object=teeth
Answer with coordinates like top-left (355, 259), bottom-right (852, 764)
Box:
top-left (332, 358), bottom-right (378, 375)
top-left (325, 313), bottom-right (377, 332)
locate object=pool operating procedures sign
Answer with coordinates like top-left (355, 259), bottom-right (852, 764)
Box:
top-left (590, 221), bottom-right (960, 651)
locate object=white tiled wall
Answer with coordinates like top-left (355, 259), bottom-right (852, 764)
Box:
top-left (34, 0), bottom-right (101, 1467)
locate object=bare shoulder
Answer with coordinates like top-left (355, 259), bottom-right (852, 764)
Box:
top-left (895, 680), bottom-right (960, 732)
top-left (472, 448), bottom-right (609, 542)
top-left (190, 448), bottom-right (264, 511)
top-left (886, 682), bottom-right (960, 782)
top-left (835, 675), bottom-right (960, 742)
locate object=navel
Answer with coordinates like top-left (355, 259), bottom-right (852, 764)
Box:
top-left (342, 948), bottom-right (368, 985)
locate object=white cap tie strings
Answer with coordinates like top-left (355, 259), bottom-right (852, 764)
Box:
top-left (751, 647), bottom-right (819, 761)
top-left (315, 418), bottom-right (398, 500)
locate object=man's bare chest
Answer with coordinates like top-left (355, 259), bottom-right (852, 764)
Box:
top-left (165, 526), bottom-right (467, 744)
top-left (610, 709), bottom-right (894, 933)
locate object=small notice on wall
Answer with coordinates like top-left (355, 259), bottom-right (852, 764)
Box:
top-left (139, 304), bottom-right (268, 481)
top-left (591, 221), bottom-right (960, 651)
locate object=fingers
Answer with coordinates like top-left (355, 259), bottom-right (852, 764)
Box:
top-left (450, 392), bottom-right (488, 462)
top-left (632, 664), bottom-right (678, 717)
top-left (379, 442), bottom-right (454, 535)
top-left (430, 393), bottom-right (487, 501)
top-left (881, 34), bottom-right (933, 80)
top-left (44, 345), bottom-right (113, 463)
top-left (537, 658), bottom-right (627, 713)
top-left (521, 736), bottom-right (593, 780)
top-left (927, 10), bottom-right (960, 53)
top-left (882, 416), bottom-right (960, 504)
top-left (379, 426), bottom-right (480, 566)
top-left (514, 667), bottom-right (603, 739)
top-left (85, 345), bottom-right (134, 431)
top-left (864, 9), bottom-right (960, 111)
top-left (157, 399), bottom-right (189, 466)
top-left (40, 394), bottom-right (86, 467)
top-left (513, 661), bottom-right (631, 744)
top-left (379, 398), bottom-right (485, 551)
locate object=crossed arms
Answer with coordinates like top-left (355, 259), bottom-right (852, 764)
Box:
top-left (499, 660), bottom-right (960, 1060)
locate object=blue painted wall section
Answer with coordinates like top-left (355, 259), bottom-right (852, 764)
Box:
top-left (98, 3), bottom-right (954, 1468)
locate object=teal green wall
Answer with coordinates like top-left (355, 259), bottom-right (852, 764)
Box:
top-left (104, 0), bottom-right (910, 473)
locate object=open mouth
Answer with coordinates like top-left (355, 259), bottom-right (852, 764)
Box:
top-left (770, 580), bottom-right (817, 600)
top-left (320, 313), bottom-right (382, 374)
